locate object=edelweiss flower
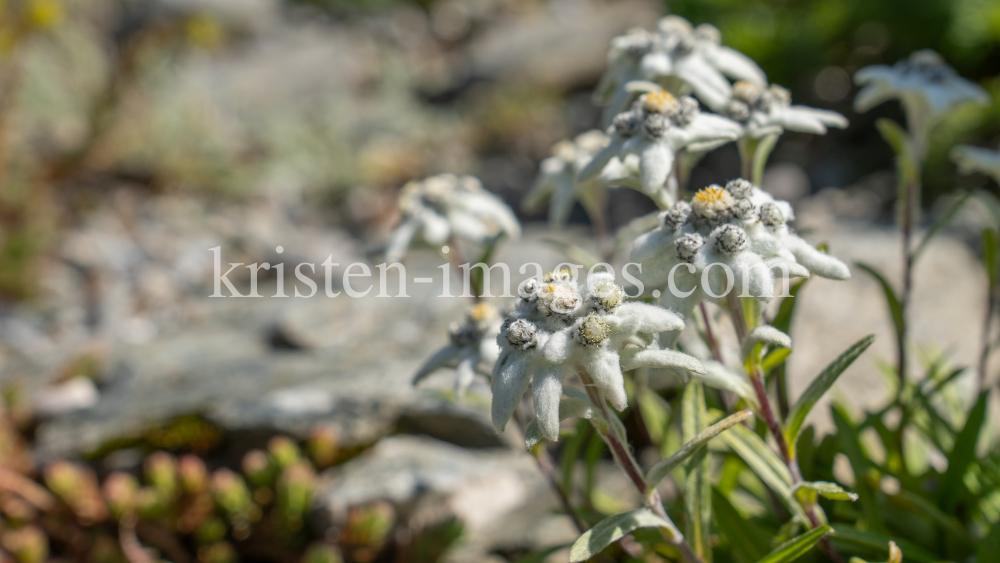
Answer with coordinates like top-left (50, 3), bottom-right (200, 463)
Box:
top-left (413, 302), bottom-right (502, 399)
top-left (855, 50), bottom-right (989, 153)
top-left (522, 130), bottom-right (625, 227)
top-left (723, 81), bottom-right (848, 138)
top-left (951, 144), bottom-right (1000, 185)
top-left (491, 270), bottom-right (703, 441)
top-left (595, 16), bottom-right (765, 126)
top-left (578, 90), bottom-right (741, 196)
top-left (386, 174), bottom-right (521, 263)
top-left (631, 179), bottom-right (850, 320)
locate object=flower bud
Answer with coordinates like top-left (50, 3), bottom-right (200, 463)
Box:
top-left (661, 201), bottom-right (692, 232)
top-left (612, 111), bottom-right (642, 137)
top-left (268, 436), bottom-right (301, 470)
top-left (1, 525), bottom-right (48, 563)
top-left (308, 425), bottom-right (339, 470)
top-left (642, 90), bottom-right (678, 114)
top-left (212, 469), bottom-right (252, 518)
top-left (277, 461), bottom-right (315, 527)
top-left (578, 313), bottom-right (610, 346)
top-left (731, 198), bottom-right (757, 222)
top-left (667, 96), bottom-right (699, 126)
top-left (726, 100), bottom-right (750, 121)
top-left (242, 449), bottom-right (277, 488)
top-left (144, 452), bottom-right (178, 500)
top-left (504, 319), bottom-right (538, 350)
top-left (592, 279), bottom-right (624, 312)
top-left (102, 471), bottom-right (139, 518)
top-left (712, 224), bottom-right (749, 254)
top-left (733, 80), bottom-right (762, 105)
top-left (643, 113), bottom-right (669, 139)
top-left (675, 233), bottom-right (705, 262)
top-left (178, 455), bottom-right (208, 494)
top-left (537, 282), bottom-right (582, 316)
top-left (760, 202), bottom-right (786, 229)
top-left (724, 178), bottom-right (753, 200)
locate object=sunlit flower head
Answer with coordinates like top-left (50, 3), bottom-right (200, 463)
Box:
top-left (631, 179), bottom-right (850, 320)
top-left (854, 50), bottom-right (989, 152)
top-left (491, 270), bottom-right (703, 441)
top-left (413, 302), bottom-right (503, 399)
top-left (724, 81), bottom-right (848, 138)
top-left (578, 89), bottom-right (741, 198)
top-left (386, 174), bottom-right (521, 263)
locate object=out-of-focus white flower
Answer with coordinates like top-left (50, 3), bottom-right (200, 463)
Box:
top-left (491, 270), bottom-right (704, 441)
top-left (723, 81), bottom-right (848, 139)
top-left (854, 50), bottom-right (989, 153)
top-left (951, 144), bottom-right (1000, 185)
top-left (631, 179), bottom-right (850, 320)
top-left (523, 131), bottom-right (619, 227)
top-left (578, 90), bottom-right (741, 197)
top-left (386, 174), bottom-right (520, 263)
top-left (595, 16), bottom-right (766, 126)
top-left (413, 302), bottom-right (502, 399)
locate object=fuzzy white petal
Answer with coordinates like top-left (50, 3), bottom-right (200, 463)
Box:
top-left (640, 141), bottom-right (675, 194)
top-left (620, 348), bottom-right (705, 374)
top-left (413, 345), bottom-right (461, 385)
top-left (532, 365), bottom-right (566, 441)
top-left (584, 349), bottom-right (628, 411)
top-left (491, 351), bottom-right (532, 433)
top-left (782, 234), bottom-right (851, 280)
top-left (741, 326), bottom-right (792, 360)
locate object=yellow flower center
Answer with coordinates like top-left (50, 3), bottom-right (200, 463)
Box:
top-left (643, 90), bottom-right (677, 114)
top-left (691, 186), bottom-right (735, 221)
top-left (469, 302), bottom-right (496, 323)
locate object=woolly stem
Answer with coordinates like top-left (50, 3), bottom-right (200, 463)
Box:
top-left (727, 295), bottom-right (845, 563)
top-left (578, 370), bottom-right (704, 563)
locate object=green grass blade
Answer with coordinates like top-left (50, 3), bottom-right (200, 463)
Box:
top-left (784, 335), bottom-right (875, 451)
top-left (856, 262), bottom-right (904, 342)
top-left (831, 406), bottom-right (884, 533)
top-left (830, 525), bottom-right (938, 563)
top-left (937, 390), bottom-right (990, 511)
top-left (712, 488), bottom-right (769, 562)
top-left (682, 380), bottom-right (711, 563)
top-left (646, 410), bottom-right (753, 489)
top-left (756, 525), bottom-right (831, 563)
top-left (983, 227), bottom-right (998, 291)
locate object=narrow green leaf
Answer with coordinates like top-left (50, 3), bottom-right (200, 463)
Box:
top-left (895, 490), bottom-right (972, 544)
top-left (762, 348), bottom-right (792, 373)
top-left (756, 525), bottom-right (832, 563)
top-left (874, 118), bottom-right (919, 190)
top-left (637, 388), bottom-right (671, 448)
top-left (646, 410), bottom-right (754, 488)
top-left (712, 488), bottom-right (769, 563)
top-left (682, 380), bottom-right (712, 563)
top-left (700, 360), bottom-right (759, 408)
top-left (831, 407), bottom-right (883, 532)
top-left (830, 525), bottom-right (937, 563)
top-left (793, 481), bottom-right (859, 503)
top-left (569, 508), bottom-right (671, 562)
top-left (913, 191), bottom-right (971, 260)
top-left (856, 262), bottom-right (905, 342)
top-left (785, 335), bottom-right (876, 451)
top-left (938, 390), bottom-right (990, 511)
top-left (720, 423), bottom-right (806, 522)
top-left (982, 227), bottom-right (998, 290)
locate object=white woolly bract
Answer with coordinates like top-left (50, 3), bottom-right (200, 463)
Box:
top-left (741, 326), bottom-right (792, 361)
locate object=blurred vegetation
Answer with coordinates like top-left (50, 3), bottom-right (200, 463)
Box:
top-left (0, 396), bottom-right (464, 563)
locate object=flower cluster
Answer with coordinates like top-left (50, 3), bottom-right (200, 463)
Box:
top-left (631, 178), bottom-right (850, 319)
top-left (492, 269), bottom-right (704, 441)
top-left (413, 302), bottom-right (503, 399)
top-left (522, 130), bottom-right (622, 228)
top-left (855, 50), bottom-right (989, 151)
top-left (595, 16), bottom-right (765, 125)
top-left (578, 89), bottom-right (742, 196)
top-left (724, 80), bottom-right (848, 139)
top-left (386, 174), bottom-right (521, 263)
